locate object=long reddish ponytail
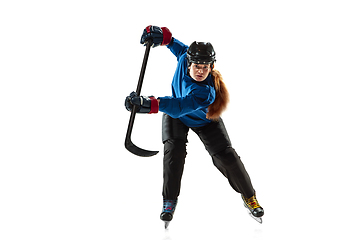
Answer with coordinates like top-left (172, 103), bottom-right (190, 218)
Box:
top-left (206, 69), bottom-right (230, 120)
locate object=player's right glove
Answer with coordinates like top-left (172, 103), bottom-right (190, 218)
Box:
top-left (140, 25), bottom-right (172, 47)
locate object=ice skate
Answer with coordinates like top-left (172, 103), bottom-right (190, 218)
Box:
top-left (242, 193), bottom-right (264, 224)
top-left (160, 199), bottom-right (177, 229)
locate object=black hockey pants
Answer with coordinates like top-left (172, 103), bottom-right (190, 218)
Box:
top-left (162, 114), bottom-right (255, 200)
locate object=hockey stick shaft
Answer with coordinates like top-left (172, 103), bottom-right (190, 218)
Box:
top-left (125, 39), bottom-right (158, 157)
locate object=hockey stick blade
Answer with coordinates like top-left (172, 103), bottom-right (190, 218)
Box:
top-left (125, 138), bottom-right (159, 157)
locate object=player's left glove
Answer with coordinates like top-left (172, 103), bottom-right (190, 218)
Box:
top-left (125, 91), bottom-right (159, 114)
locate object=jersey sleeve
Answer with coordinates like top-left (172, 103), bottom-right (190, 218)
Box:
top-left (158, 87), bottom-right (214, 119)
top-left (167, 38), bottom-right (189, 61)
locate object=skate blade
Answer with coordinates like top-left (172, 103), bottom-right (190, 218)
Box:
top-left (248, 212), bottom-right (263, 224)
top-left (244, 204), bottom-right (263, 224)
top-left (164, 221), bottom-right (170, 229)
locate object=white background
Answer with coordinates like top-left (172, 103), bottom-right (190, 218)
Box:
top-left (1, 0), bottom-right (359, 239)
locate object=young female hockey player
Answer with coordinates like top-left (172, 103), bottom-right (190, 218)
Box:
top-left (125, 25), bottom-right (264, 226)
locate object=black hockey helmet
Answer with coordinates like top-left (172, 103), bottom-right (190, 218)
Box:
top-left (187, 41), bottom-right (216, 65)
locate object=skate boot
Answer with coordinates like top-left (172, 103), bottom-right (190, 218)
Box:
top-left (242, 193), bottom-right (264, 223)
top-left (160, 199), bottom-right (177, 229)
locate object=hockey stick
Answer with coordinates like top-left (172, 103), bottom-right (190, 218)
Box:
top-left (125, 39), bottom-right (159, 157)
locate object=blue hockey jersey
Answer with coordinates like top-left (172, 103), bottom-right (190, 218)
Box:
top-left (158, 38), bottom-right (216, 127)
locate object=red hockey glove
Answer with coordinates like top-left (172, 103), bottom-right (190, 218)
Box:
top-left (140, 25), bottom-right (172, 47)
top-left (125, 92), bottom-right (159, 114)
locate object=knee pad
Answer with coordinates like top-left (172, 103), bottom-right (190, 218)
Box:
top-left (164, 139), bottom-right (187, 161)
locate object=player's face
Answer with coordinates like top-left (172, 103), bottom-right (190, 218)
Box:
top-left (189, 63), bottom-right (211, 82)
